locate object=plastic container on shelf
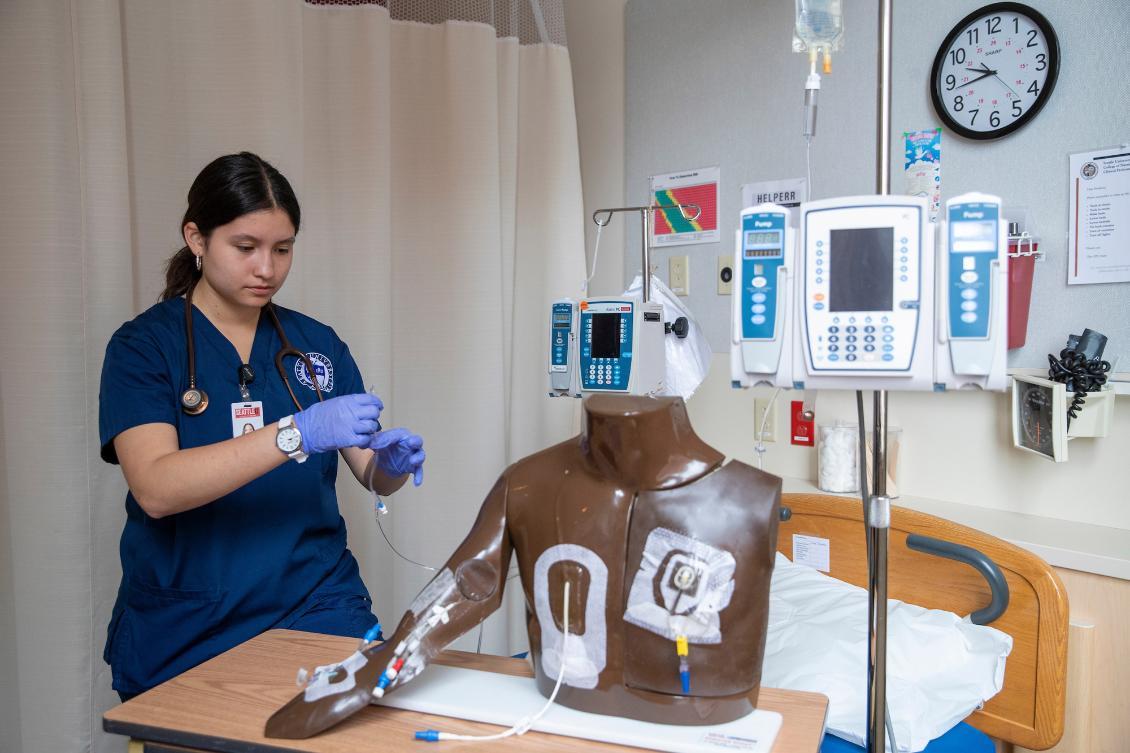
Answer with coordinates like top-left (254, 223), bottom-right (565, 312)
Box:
top-left (817, 422), bottom-right (859, 493)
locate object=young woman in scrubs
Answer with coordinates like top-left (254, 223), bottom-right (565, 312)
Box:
top-left (98, 152), bottom-right (426, 700)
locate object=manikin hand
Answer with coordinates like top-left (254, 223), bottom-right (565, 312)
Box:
top-left (369, 428), bottom-right (426, 485)
top-left (292, 393), bottom-right (383, 455)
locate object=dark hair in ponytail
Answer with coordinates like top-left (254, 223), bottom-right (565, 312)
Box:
top-left (161, 152), bottom-right (301, 301)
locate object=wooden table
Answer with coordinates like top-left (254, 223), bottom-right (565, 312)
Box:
top-left (105, 629), bottom-right (828, 753)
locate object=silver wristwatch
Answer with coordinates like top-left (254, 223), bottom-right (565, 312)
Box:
top-left (275, 415), bottom-right (308, 463)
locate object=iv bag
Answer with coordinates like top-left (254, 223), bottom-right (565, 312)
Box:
top-left (793, 0), bottom-right (844, 53)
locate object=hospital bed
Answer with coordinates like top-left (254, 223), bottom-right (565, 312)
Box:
top-left (777, 492), bottom-right (1069, 752)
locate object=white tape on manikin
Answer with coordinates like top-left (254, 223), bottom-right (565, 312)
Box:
top-left (302, 650), bottom-right (369, 702)
top-left (533, 544), bottom-right (608, 689)
top-left (623, 527), bottom-right (736, 644)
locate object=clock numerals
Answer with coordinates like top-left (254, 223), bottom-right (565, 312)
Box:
top-left (1012, 100), bottom-right (1023, 118)
top-left (984, 15), bottom-right (1001, 35)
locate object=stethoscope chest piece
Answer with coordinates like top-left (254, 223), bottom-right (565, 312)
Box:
top-left (181, 387), bottom-right (209, 415)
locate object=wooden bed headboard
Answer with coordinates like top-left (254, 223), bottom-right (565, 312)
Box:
top-left (777, 493), bottom-right (1069, 750)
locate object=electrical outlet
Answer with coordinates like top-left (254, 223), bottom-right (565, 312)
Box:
top-left (717, 255), bottom-right (733, 295)
top-left (754, 397), bottom-right (776, 442)
top-left (669, 255), bottom-right (689, 296)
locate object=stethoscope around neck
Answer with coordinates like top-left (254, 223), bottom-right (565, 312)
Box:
top-left (180, 282), bottom-right (325, 415)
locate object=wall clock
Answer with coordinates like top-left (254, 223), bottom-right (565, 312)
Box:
top-left (930, 3), bottom-right (1060, 140)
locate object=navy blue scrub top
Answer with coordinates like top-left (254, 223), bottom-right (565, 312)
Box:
top-left (99, 297), bottom-right (372, 694)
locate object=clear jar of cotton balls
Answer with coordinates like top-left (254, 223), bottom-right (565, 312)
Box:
top-left (817, 422), bottom-right (859, 493)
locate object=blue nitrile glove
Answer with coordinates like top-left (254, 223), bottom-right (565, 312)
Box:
top-left (292, 393), bottom-right (383, 455)
top-left (369, 428), bottom-right (426, 486)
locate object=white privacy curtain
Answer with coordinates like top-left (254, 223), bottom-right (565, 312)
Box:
top-left (0, 2), bottom-right (584, 751)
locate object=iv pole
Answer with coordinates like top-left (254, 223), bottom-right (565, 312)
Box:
top-left (592, 203), bottom-right (701, 302)
top-left (867, 1), bottom-right (893, 751)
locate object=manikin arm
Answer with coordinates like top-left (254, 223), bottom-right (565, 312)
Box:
top-left (264, 476), bottom-right (512, 739)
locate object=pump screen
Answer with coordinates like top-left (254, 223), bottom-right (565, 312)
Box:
top-left (745, 230), bottom-right (780, 246)
top-left (829, 227), bottom-right (894, 312)
top-left (552, 312), bottom-right (571, 327)
top-left (591, 314), bottom-right (622, 358)
top-left (744, 230), bottom-right (782, 258)
top-left (951, 220), bottom-right (996, 253)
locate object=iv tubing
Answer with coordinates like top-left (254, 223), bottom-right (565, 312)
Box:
top-left (415, 581), bottom-right (572, 742)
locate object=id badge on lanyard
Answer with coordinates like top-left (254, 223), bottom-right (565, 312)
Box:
top-left (232, 401), bottom-right (264, 438)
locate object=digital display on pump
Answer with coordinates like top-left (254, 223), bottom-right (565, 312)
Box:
top-left (745, 230), bottom-right (780, 246)
top-left (591, 313), bottom-right (622, 358)
top-left (552, 312), bottom-right (571, 327)
top-left (951, 220), bottom-right (996, 253)
top-left (744, 230), bottom-right (782, 258)
top-left (829, 227), bottom-right (894, 312)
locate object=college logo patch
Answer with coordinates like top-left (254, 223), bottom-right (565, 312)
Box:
top-left (295, 352), bottom-right (334, 393)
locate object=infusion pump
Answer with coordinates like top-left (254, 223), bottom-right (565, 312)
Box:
top-left (731, 203), bottom-right (796, 388)
top-left (731, 192), bottom-right (1007, 392)
top-left (548, 297), bottom-right (666, 397)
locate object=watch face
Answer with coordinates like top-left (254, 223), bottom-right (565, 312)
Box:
top-left (277, 427), bottom-right (302, 453)
top-left (1017, 382), bottom-right (1054, 457)
top-left (931, 3), bottom-right (1059, 139)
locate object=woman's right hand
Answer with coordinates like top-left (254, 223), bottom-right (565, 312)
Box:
top-left (293, 393), bottom-right (383, 455)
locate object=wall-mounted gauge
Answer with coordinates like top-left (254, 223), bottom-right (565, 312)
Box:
top-left (1011, 374), bottom-right (1067, 461)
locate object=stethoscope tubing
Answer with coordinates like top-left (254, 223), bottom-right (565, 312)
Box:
top-left (181, 282), bottom-right (324, 415)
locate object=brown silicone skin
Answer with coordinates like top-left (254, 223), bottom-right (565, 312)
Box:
top-left (265, 395), bottom-right (780, 739)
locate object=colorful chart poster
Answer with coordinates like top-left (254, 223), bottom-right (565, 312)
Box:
top-left (1068, 146), bottom-right (1130, 285)
top-left (650, 166), bottom-right (719, 247)
top-left (904, 128), bottom-right (942, 222)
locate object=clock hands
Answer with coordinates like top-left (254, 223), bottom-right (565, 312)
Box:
top-left (963, 64), bottom-right (1021, 99)
top-left (964, 65), bottom-right (996, 85)
top-left (992, 73), bottom-right (1021, 99)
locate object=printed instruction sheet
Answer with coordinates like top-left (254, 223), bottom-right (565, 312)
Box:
top-left (1068, 146), bottom-right (1130, 285)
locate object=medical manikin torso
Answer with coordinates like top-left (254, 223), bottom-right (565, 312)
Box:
top-left (267, 395), bottom-right (781, 738)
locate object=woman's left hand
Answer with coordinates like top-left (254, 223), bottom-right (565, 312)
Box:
top-left (368, 428), bottom-right (426, 486)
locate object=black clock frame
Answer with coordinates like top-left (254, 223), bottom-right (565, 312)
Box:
top-left (930, 2), bottom-right (1060, 140)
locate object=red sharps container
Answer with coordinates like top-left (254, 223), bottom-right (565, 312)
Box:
top-left (1007, 228), bottom-right (1039, 349)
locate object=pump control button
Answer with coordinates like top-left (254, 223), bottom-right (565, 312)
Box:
top-left (961, 289), bottom-right (977, 300)
top-left (960, 271), bottom-right (978, 284)
top-left (961, 312), bottom-right (978, 323)
top-left (751, 315), bottom-right (766, 325)
top-left (752, 304), bottom-right (766, 314)
top-left (961, 301), bottom-right (977, 312)
top-left (752, 293), bottom-right (767, 303)
top-left (963, 255), bottom-right (976, 271)
top-left (752, 277), bottom-right (767, 288)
